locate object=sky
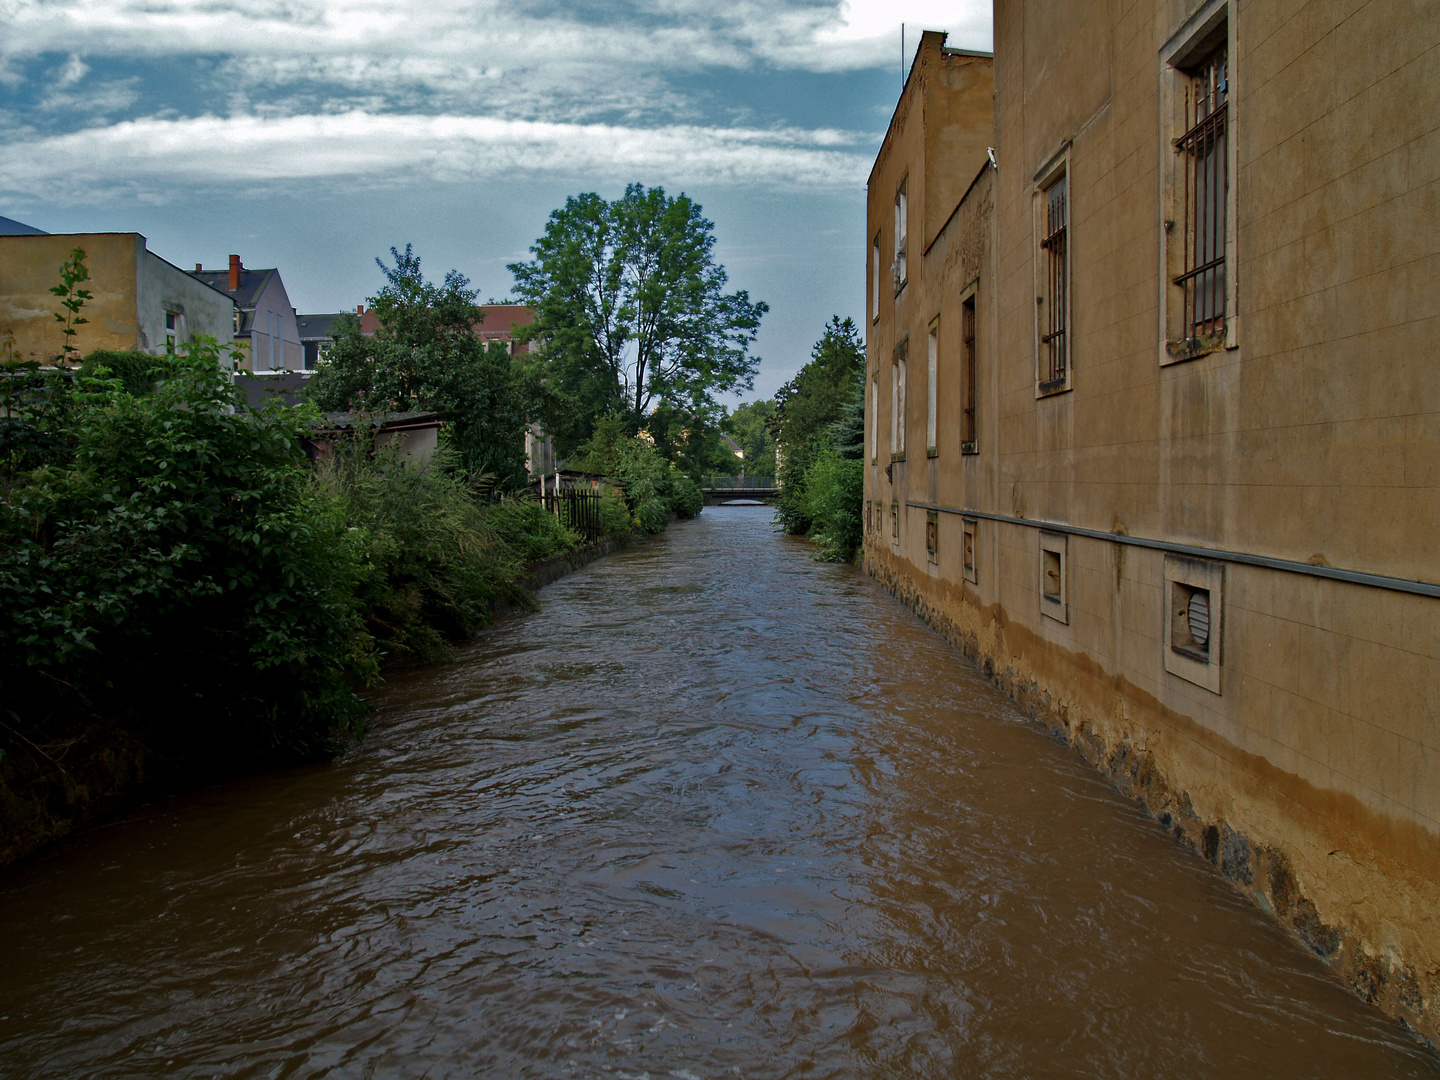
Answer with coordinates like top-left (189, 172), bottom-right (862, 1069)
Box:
top-left (0, 0), bottom-right (991, 403)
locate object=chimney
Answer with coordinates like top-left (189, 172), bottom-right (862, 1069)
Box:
top-left (228, 254), bottom-right (241, 291)
top-left (357, 304), bottom-right (364, 315)
top-left (195, 263), bottom-right (202, 272)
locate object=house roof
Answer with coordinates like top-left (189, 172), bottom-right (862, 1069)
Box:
top-left (0, 215), bottom-right (47, 236)
top-left (319, 410), bottom-right (443, 432)
top-left (296, 312), bottom-right (352, 342)
top-left (188, 266), bottom-right (278, 311)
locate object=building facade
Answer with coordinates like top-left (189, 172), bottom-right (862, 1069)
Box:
top-left (865, 4), bottom-right (1439, 1039)
top-left (191, 255), bottom-right (304, 373)
top-left (0, 232), bottom-right (235, 363)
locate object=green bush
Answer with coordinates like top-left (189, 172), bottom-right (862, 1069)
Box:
top-left (316, 444), bottom-right (526, 664)
top-left (569, 414), bottom-right (704, 533)
top-left (483, 494), bottom-right (581, 564)
top-left (79, 349), bottom-right (172, 396)
top-left (801, 449), bottom-right (864, 562)
top-left (1, 339), bottom-right (373, 765)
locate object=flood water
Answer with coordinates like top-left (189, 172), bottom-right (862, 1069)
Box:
top-left (1, 506), bottom-right (1435, 1079)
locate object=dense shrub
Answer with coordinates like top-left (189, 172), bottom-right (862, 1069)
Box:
top-left (483, 494), bottom-right (581, 565)
top-left (316, 444), bottom-right (535, 664)
top-left (78, 349), bottom-right (172, 396)
top-left (569, 415), bottom-right (704, 533)
top-left (1, 341), bottom-right (373, 766)
top-left (800, 449), bottom-right (864, 562)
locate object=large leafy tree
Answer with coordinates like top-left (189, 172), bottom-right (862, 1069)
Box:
top-left (509, 184), bottom-right (767, 452)
top-left (307, 246), bottom-right (533, 485)
top-left (773, 316), bottom-right (865, 537)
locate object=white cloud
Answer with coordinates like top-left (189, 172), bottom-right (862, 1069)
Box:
top-left (0, 111), bottom-right (872, 197)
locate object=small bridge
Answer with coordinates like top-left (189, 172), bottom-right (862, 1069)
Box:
top-left (701, 476), bottom-right (777, 504)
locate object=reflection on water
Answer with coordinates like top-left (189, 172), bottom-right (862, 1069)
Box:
top-left (0, 506), bottom-right (1434, 1078)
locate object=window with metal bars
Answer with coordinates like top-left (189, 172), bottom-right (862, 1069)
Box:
top-left (893, 180), bottom-right (908, 293)
top-left (961, 293), bottom-right (977, 452)
top-left (1040, 174), bottom-right (1068, 389)
top-left (1174, 46), bottom-right (1228, 340)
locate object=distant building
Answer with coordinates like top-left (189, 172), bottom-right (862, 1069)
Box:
top-left (0, 232), bottom-right (236, 363)
top-left (190, 255), bottom-right (303, 373)
top-left (295, 302), bottom-right (536, 363)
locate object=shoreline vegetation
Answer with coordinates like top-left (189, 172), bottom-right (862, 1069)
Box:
top-left (0, 241), bottom-right (715, 870)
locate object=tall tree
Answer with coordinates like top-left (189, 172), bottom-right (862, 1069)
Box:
top-left (773, 316), bottom-right (865, 536)
top-left (307, 246), bottom-right (532, 485)
top-left (509, 184), bottom-right (767, 451)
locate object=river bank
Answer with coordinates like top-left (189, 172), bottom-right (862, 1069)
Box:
top-left (0, 531), bottom-right (640, 872)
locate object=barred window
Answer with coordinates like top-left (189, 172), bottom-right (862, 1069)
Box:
top-left (1039, 174), bottom-right (1068, 390)
top-left (961, 293), bottom-right (977, 452)
top-left (1174, 47), bottom-right (1228, 339)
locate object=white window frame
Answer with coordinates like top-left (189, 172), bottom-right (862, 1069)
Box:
top-left (893, 179), bottom-right (908, 294)
top-left (1039, 531), bottom-right (1068, 625)
top-left (872, 234), bottom-right (882, 321)
top-left (870, 374), bottom-right (879, 462)
top-left (891, 341), bottom-right (907, 459)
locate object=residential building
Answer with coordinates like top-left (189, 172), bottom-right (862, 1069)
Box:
top-left (297, 302), bottom-right (536, 360)
top-left (0, 231), bottom-right (235, 363)
top-left (190, 255), bottom-right (303, 373)
top-left (865, 5), bottom-right (1439, 1040)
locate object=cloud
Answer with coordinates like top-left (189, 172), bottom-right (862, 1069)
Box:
top-left (0, 110), bottom-right (873, 198)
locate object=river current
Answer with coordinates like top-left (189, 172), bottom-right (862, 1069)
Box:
top-left (1, 506), bottom-right (1435, 1078)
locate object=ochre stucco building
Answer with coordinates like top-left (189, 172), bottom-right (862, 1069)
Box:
top-left (866, 6), bottom-right (1439, 1039)
top-left (0, 232), bottom-right (235, 363)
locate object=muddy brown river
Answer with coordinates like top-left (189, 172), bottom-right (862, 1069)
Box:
top-left (1, 506), bottom-right (1435, 1078)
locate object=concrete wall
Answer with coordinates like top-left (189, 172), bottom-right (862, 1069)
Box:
top-left (0, 233), bottom-right (234, 363)
top-left (137, 249), bottom-right (235, 356)
top-left (865, 0), bottom-right (1440, 1041)
top-left (0, 233), bottom-right (142, 362)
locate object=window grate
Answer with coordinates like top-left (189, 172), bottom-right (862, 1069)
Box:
top-left (961, 295), bottom-right (977, 450)
top-left (1174, 47), bottom-right (1228, 340)
top-left (1040, 176), bottom-right (1068, 386)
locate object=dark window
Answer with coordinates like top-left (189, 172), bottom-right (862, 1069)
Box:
top-left (1040, 174), bottom-right (1068, 388)
top-left (1174, 46), bottom-right (1228, 339)
top-left (961, 294), bottom-right (978, 452)
top-left (926, 511), bottom-right (938, 563)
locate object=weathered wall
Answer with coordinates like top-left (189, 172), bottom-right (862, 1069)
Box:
top-left (0, 233), bottom-right (143, 361)
top-left (137, 249), bottom-right (236, 355)
top-left (866, 0), bottom-right (1440, 1043)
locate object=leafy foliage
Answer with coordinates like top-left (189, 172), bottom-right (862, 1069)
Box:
top-left (50, 248), bottom-right (92, 366)
top-left (773, 316), bottom-right (866, 539)
top-left (2, 339), bottom-right (374, 766)
top-left (798, 449), bottom-right (864, 562)
top-left (509, 184), bottom-right (767, 452)
top-left (307, 246), bottom-right (533, 485)
top-left (723, 399), bottom-right (777, 476)
top-left (79, 349), bottom-right (170, 396)
top-left (568, 414), bottom-right (703, 533)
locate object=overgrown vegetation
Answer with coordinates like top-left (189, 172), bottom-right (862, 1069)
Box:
top-left (773, 316), bottom-right (866, 561)
top-left (307, 246), bottom-right (537, 486)
top-left (568, 414), bottom-right (704, 533)
top-left (1, 235), bottom-right (733, 861)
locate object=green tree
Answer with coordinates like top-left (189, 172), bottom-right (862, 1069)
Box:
top-left (509, 184), bottom-right (767, 452)
top-left (307, 246), bottom-right (532, 485)
top-left (723, 399), bottom-right (777, 476)
top-left (773, 316), bottom-right (865, 537)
